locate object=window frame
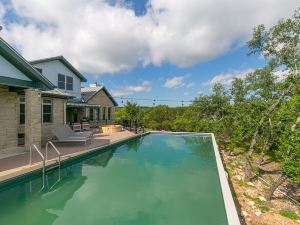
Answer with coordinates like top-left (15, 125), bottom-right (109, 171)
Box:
top-left (42, 98), bottom-right (53, 124)
top-left (96, 108), bottom-right (100, 121)
top-left (102, 107), bottom-right (106, 120)
top-left (108, 107), bottom-right (111, 120)
top-left (66, 76), bottom-right (73, 91)
top-left (19, 96), bottom-right (25, 125)
top-left (58, 74), bottom-right (66, 90)
top-left (57, 74), bottom-right (74, 91)
top-left (89, 108), bottom-right (94, 121)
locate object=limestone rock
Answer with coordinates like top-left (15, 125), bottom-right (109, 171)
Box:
top-left (258, 196), bottom-right (266, 202)
top-left (255, 210), bottom-right (262, 216)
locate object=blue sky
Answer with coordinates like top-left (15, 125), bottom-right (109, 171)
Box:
top-left (0, 0), bottom-right (298, 106)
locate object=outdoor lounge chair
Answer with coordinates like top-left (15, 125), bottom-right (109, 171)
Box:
top-left (82, 122), bottom-right (90, 131)
top-left (72, 123), bottom-right (81, 132)
top-left (51, 125), bottom-right (92, 145)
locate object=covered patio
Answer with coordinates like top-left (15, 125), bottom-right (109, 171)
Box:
top-left (66, 100), bottom-right (101, 128)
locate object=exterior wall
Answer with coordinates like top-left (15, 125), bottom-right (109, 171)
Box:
top-left (32, 60), bottom-right (82, 99)
top-left (41, 97), bottom-right (66, 146)
top-left (0, 55), bottom-right (31, 81)
top-left (87, 89), bottom-right (115, 124)
top-left (0, 86), bottom-right (18, 154)
top-left (25, 89), bottom-right (42, 150)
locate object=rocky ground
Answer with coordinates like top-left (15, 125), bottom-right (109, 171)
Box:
top-left (222, 152), bottom-right (300, 225)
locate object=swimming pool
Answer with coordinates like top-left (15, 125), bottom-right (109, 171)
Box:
top-left (0, 133), bottom-right (240, 225)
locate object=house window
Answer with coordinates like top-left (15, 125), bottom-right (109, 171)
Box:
top-left (58, 74), bottom-right (65, 89)
top-left (102, 107), bottom-right (106, 120)
top-left (97, 108), bottom-right (100, 121)
top-left (42, 98), bottom-right (52, 123)
top-left (89, 108), bottom-right (94, 121)
top-left (66, 76), bottom-right (73, 91)
top-left (108, 107), bottom-right (111, 120)
top-left (19, 96), bottom-right (25, 124)
top-left (35, 67), bottom-right (43, 74)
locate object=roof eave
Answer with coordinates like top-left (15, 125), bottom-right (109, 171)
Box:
top-left (0, 38), bottom-right (55, 90)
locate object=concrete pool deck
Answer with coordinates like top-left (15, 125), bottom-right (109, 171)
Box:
top-left (0, 130), bottom-right (137, 182)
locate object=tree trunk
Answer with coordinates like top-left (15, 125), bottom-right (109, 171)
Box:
top-left (257, 152), bottom-right (265, 166)
top-left (266, 174), bottom-right (288, 201)
top-left (244, 156), bottom-right (253, 181)
top-left (247, 83), bottom-right (293, 157)
top-left (244, 83), bottom-right (293, 181)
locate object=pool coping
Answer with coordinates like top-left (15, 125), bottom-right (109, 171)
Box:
top-left (0, 131), bottom-right (240, 225)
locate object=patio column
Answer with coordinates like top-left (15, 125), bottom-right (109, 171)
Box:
top-left (25, 89), bottom-right (42, 150)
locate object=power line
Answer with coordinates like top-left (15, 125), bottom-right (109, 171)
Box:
top-left (114, 96), bottom-right (193, 103)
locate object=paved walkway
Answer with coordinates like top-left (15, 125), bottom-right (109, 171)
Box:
top-left (0, 130), bottom-right (136, 182)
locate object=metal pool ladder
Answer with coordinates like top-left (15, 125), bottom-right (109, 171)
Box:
top-left (46, 141), bottom-right (61, 189)
top-left (29, 144), bottom-right (46, 189)
top-left (46, 141), bottom-right (61, 169)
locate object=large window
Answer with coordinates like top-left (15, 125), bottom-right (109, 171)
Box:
top-left (58, 74), bottom-right (73, 90)
top-left (42, 98), bottom-right (52, 123)
top-left (102, 107), bottom-right (106, 120)
top-left (97, 108), bottom-right (100, 121)
top-left (19, 96), bottom-right (25, 124)
top-left (108, 107), bottom-right (111, 120)
top-left (89, 108), bottom-right (94, 121)
top-left (58, 74), bottom-right (65, 89)
top-left (66, 76), bottom-right (73, 91)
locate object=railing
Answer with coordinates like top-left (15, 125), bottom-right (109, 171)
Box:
top-left (29, 144), bottom-right (45, 189)
top-left (46, 141), bottom-right (61, 169)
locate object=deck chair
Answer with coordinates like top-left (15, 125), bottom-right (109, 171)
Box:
top-left (72, 123), bottom-right (81, 132)
top-left (52, 125), bottom-right (92, 145)
top-left (82, 122), bottom-right (90, 131)
top-left (59, 124), bottom-right (93, 138)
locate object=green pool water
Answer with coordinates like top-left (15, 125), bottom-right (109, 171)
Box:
top-left (0, 134), bottom-right (228, 225)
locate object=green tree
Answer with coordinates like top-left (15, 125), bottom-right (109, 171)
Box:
top-left (245, 8), bottom-right (300, 181)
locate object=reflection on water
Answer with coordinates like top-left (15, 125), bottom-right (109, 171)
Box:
top-left (0, 134), bottom-right (228, 225)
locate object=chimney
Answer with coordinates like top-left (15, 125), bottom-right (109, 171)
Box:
top-left (90, 82), bottom-right (98, 87)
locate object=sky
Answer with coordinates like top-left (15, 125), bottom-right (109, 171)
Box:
top-left (0, 0), bottom-right (299, 106)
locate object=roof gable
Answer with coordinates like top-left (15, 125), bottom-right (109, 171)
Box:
top-left (30, 56), bottom-right (87, 82)
top-left (81, 86), bottom-right (118, 106)
top-left (0, 37), bottom-right (55, 90)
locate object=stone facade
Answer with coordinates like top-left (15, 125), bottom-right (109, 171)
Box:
top-left (0, 86), bottom-right (18, 154)
top-left (41, 97), bottom-right (66, 146)
top-left (86, 89), bottom-right (115, 124)
top-left (25, 89), bottom-right (42, 150)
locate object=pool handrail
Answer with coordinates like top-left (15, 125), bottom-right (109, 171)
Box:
top-left (29, 144), bottom-right (45, 189)
top-left (45, 141), bottom-right (61, 169)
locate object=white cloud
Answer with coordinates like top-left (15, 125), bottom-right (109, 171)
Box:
top-left (202, 68), bottom-right (254, 87)
top-left (273, 69), bottom-right (290, 81)
top-left (0, 0), bottom-right (299, 75)
top-left (186, 82), bottom-right (195, 88)
top-left (112, 80), bottom-right (151, 96)
top-left (184, 92), bottom-right (190, 96)
top-left (164, 76), bottom-right (185, 88)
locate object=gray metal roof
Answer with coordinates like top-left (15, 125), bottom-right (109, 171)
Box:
top-left (42, 88), bottom-right (74, 99)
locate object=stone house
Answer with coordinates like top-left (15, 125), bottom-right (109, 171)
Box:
top-left (81, 84), bottom-right (118, 125)
top-left (0, 38), bottom-right (118, 157)
top-left (0, 37), bottom-right (55, 157)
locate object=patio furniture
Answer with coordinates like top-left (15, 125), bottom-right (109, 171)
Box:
top-left (72, 123), bottom-right (81, 132)
top-left (82, 122), bottom-right (90, 131)
top-left (52, 125), bottom-right (92, 145)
